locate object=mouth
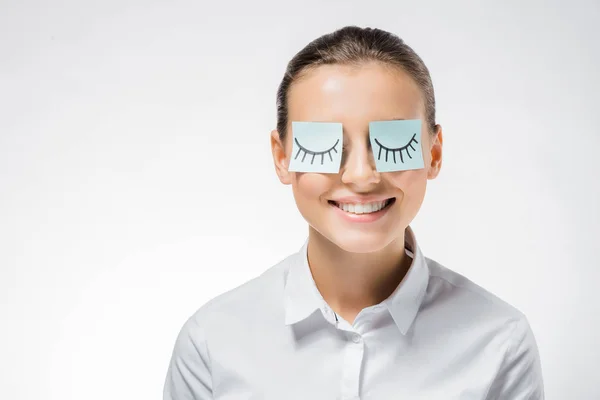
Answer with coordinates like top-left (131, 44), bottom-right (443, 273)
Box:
top-left (327, 198), bottom-right (396, 215)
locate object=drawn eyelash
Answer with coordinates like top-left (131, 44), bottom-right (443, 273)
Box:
top-left (294, 138), bottom-right (340, 165)
top-left (374, 133), bottom-right (419, 163)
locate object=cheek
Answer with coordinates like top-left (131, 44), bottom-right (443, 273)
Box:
top-left (386, 169), bottom-right (428, 200)
top-left (292, 173), bottom-right (333, 202)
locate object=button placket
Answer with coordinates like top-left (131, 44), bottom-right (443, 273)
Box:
top-left (339, 331), bottom-right (364, 400)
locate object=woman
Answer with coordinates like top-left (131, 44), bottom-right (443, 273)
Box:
top-left (163, 26), bottom-right (544, 399)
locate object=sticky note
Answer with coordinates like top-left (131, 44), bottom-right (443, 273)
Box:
top-left (288, 121), bottom-right (343, 173)
top-left (369, 119), bottom-right (424, 172)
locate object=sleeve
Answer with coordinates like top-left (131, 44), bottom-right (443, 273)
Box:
top-left (485, 316), bottom-right (545, 400)
top-left (163, 315), bottom-right (213, 400)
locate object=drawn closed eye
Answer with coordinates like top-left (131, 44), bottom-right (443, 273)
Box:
top-left (294, 138), bottom-right (340, 165)
top-left (374, 133), bottom-right (419, 164)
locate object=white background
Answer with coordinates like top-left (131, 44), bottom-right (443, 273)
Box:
top-left (1, 0), bottom-right (599, 398)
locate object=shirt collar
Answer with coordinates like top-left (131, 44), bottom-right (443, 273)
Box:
top-left (283, 225), bottom-right (430, 335)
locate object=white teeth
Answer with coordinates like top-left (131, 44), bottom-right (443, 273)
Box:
top-left (334, 200), bottom-right (390, 214)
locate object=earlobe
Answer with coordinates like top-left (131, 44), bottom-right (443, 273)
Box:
top-left (270, 129), bottom-right (292, 185)
top-left (427, 125), bottom-right (443, 180)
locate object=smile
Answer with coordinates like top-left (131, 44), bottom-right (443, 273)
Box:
top-left (328, 198), bottom-right (396, 215)
top-left (327, 197), bottom-right (396, 223)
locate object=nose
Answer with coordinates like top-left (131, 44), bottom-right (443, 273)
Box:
top-left (340, 143), bottom-right (380, 188)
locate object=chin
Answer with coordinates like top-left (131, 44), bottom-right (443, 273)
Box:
top-left (323, 230), bottom-right (396, 254)
top-left (304, 206), bottom-right (408, 254)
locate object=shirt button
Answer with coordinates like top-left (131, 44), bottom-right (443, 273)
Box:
top-left (352, 333), bottom-right (362, 343)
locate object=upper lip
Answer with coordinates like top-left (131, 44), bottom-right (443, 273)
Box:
top-left (329, 196), bottom-right (394, 204)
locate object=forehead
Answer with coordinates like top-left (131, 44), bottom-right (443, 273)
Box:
top-left (287, 62), bottom-right (424, 128)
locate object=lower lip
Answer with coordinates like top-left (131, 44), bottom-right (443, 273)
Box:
top-left (329, 199), bottom-right (395, 223)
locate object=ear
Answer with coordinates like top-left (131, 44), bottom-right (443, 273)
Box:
top-left (427, 124), bottom-right (443, 180)
top-left (271, 129), bottom-right (292, 185)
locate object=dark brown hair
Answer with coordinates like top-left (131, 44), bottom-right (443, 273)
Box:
top-left (276, 26), bottom-right (436, 141)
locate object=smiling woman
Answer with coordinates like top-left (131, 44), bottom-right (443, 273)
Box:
top-left (163, 26), bottom-right (545, 400)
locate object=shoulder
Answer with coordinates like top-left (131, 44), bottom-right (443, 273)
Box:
top-left (421, 257), bottom-right (544, 396)
top-left (165, 251), bottom-right (296, 399)
top-left (181, 252), bottom-right (294, 336)
top-left (420, 255), bottom-right (543, 367)
top-left (418, 255), bottom-right (536, 348)
top-left (423, 256), bottom-right (526, 323)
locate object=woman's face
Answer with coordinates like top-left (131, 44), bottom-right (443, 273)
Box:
top-left (271, 62), bottom-right (443, 253)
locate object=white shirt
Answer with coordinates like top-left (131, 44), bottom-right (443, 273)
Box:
top-left (163, 226), bottom-right (544, 399)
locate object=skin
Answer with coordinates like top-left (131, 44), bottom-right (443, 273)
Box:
top-left (271, 61), bottom-right (443, 325)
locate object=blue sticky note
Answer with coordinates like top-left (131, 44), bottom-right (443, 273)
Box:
top-left (288, 121), bottom-right (343, 173)
top-left (369, 119), bottom-right (424, 172)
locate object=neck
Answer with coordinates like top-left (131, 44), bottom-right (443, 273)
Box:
top-left (306, 226), bottom-right (412, 324)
